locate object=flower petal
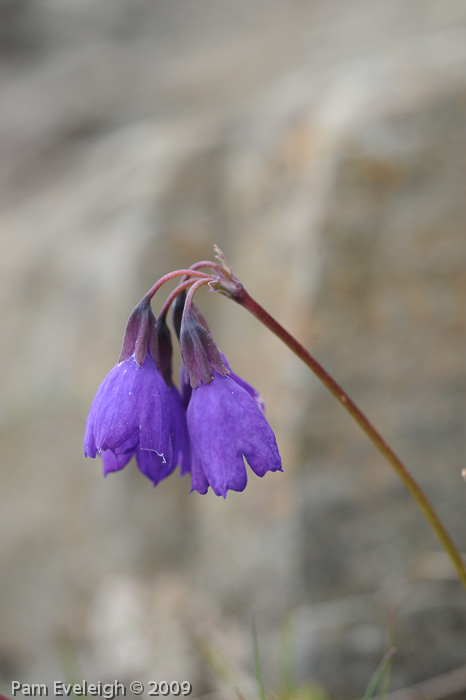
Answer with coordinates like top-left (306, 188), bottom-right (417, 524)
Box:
top-left (101, 449), bottom-right (135, 476)
top-left (187, 374), bottom-right (280, 497)
top-left (189, 449), bottom-right (210, 495)
top-left (84, 394), bottom-right (100, 457)
top-left (136, 447), bottom-right (175, 487)
top-left (112, 429), bottom-right (139, 455)
top-left (92, 357), bottom-right (149, 452)
top-left (170, 386), bottom-right (191, 475)
top-left (241, 419), bottom-right (282, 477)
top-left (220, 353), bottom-right (265, 413)
top-left (87, 354), bottom-right (175, 467)
top-left (136, 356), bottom-right (174, 465)
top-left (100, 430), bottom-right (139, 475)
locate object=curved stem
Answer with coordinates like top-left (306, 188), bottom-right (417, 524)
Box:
top-left (144, 269), bottom-right (212, 302)
top-left (235, 287), bottom-right (466, 591)
top-left (159, 279), bottom-right (199, 320)
top-left (185, 278), bottom-right (211, 312)
top-left (189, 260), bottom-right (225, 274)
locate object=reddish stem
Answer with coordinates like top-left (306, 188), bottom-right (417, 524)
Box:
top-left (143, 269), bottom-right (212, 302)
top-left (184, 278), bottom-right (212, 313)
top-left (234, 286), bottom-right (466, 591)
top-left (159, 279), bottom-right (199, 320)
top-left (189, 260), bottom-right (224, 274)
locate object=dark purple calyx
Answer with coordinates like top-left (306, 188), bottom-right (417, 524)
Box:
top-left (180, 306), bottom-right (227, 388)
top-left (172, 289), bottom-right (186, 339)
top-left (118, 298), bottom-right (158, 367)
top-left (156, 316), bottom-right (174, 386)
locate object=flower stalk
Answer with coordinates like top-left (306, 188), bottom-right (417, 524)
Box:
top-left (231, 285), bottom-right (466, 591)
top-left (143, 268), bottom-right (212, 303)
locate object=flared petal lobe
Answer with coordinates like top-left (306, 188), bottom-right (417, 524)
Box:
top-left (100, 430), bottom-right (139, 475)
top-left (136, 447), bottom-right (174, 486)
top-left (187, 373), bottom-right (282, 497)
top-left (101, 449), bottom-right (135, 475)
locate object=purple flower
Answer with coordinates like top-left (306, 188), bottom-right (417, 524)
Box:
top-left (84, 353), bottom-right (189, 485)
top-left (85, 279), bottom-right (283, 497)
top-left (187, 372), bottom-right (282, 497)
top-left (84, 300), bottom-right (190, 486)
top-left (179, 301), bottom-right (282, 497)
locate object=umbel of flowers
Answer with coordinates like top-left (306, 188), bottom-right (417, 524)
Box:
top-left (83, 249), bottom-right (466, 589)
top-left (84, 248), bottom-right (282, 497)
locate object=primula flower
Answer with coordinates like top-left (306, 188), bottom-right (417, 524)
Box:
top-left (84, 353), bottom-right (188, 485)
top-left (84, 300), bottom-right (190, 485)
top-left (180, 303), bottom-right (282, 497)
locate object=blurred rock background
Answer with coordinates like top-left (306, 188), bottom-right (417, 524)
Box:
top-left (1, 1), bottom-right (466, 697)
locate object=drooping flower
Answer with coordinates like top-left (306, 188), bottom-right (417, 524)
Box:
top-left (180, 302), bottom-right (282, 497)
top-left (85, 253), bottom-right (284, 496)
top-left (84, 299), bottom-right (190, 485)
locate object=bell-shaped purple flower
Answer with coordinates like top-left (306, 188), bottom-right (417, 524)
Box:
top-left (84, 299), bottom-right (190, 486)
top-left (84, 352), bottom-right (189, 485)
top-left (180, 301), bottom-right (282, 496)
top-left (187, 372), bottom-right (282, 497)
